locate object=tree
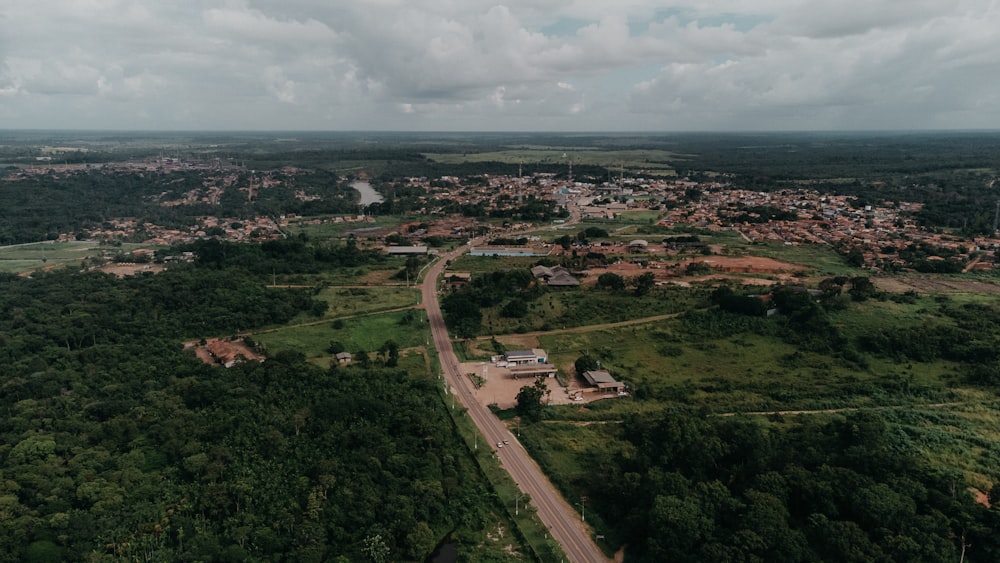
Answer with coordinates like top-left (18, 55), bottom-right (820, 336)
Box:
top-left (849, 276), bottom-right (878, 301)
top-left (515, 377), bottom-right (547, 421)
top-left (631, 272), bottom-right (656, 296)
top-left (574, 355), bottom-right (599, 375)
top-left (597, 272), bottom-right (625, 291)
top-left (378, 340), bottom-right (399, 367)
top-left (501, 298), bottom-right (528, 318)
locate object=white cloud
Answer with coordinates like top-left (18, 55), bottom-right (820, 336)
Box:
top-left (0, 0), bottom-right (998, 130)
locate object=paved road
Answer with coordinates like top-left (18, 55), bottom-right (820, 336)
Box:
top-left (422, 237), bottom-right (610, 563)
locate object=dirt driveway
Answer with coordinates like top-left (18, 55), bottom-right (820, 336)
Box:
top-left (458, 360), bottom-right (614, 409)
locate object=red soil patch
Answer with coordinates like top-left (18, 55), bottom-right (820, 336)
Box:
top-left (185, 337), bottom-right (265, 367)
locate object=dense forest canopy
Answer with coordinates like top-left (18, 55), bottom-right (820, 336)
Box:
top-left (0, 249), bottom-right (517, 562)
top-left (581, 407), bottom-right (1000, 562)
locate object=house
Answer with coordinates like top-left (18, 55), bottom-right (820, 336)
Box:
top-left (206, 340), bottom-right (245, 368)
top-left (628, 239), bottom-right (649, 253)
top-left (444, 272), bottom-right (472, 290)
top-left (335, 352), bottom-right (353, 365)
top-left (470, 246), bottom-right (550, 257)
top-left (530, 265), bottom-right (580, 287)
top-left (582, 369), bottom-right (625, 394)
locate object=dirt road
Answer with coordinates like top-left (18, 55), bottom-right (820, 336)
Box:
top-left (424, 236), bottom-right (609, 560)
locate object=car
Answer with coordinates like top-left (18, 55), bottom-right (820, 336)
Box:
top-left (496, 442), bottom-right (503, 448)
top-left (502, 439), bottom-right (509, 445)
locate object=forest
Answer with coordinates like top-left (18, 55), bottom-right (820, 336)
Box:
top-left (0, 253), bottom-right (518, 562)
top-left (579, 407), bottom-right (1000, 562)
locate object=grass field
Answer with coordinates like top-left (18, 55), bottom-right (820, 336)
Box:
top-left (285, 214), bottom-right (410, 241)
top-left (424, 149), bottom-right (680, 176)
top-left (254, 309), bottom-right (430, 359)
top-left (447, 255), bottom-right (541, 273)
top-left (745, 242), bottom-right (858, 276)
top-left (0, 241), bottom-right (150, 273)
top-left (313, 285), bottom-right (421, 318)
top-left (482, 286), bottom-right (708, 335)
top-left (529, 297), bottom-right (975, 414)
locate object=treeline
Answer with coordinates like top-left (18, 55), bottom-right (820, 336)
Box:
top-left (178, 237), bottom-right (385, 275)
top-left (587, 408), bottom-right (999, 562)
top-left (0, 267), bottom-right (319, 361)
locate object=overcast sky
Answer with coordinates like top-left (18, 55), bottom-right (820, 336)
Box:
top-left (2, 1), bottom-right (999, 132)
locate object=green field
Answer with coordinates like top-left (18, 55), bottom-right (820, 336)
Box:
top-left (0, 241), bottom-right (150, 273)
top-left (745, 242), bottom-right (859, 276)
top-left (285, 214), bottom-right (410, 241)
top-left (313, 286), bottom-right (421, 318)
top-left (424, 149), bottom-right (679, 175)
top-left (482, 286), bottom-right (708, 335)
top-left (254, 309), bottom-right (430, 360)
top-left (447, 255), bottom-right (542, 273)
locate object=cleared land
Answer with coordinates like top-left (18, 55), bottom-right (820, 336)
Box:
top-left (874, 275), bottom-right (1000, 295)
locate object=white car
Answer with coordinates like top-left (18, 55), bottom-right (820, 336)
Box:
top-left (496, 442), bottom-right (503, 448)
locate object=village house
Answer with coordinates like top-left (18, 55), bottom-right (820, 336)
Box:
top-left (582, 369), bottom-right (626, 394)
top-left (206, 340), bottom-right (247, 368)
top-left (530, 265), bottom-right (580, 287)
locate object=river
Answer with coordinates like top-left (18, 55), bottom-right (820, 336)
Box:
top-left (351, 180), bottom-right (384, 206)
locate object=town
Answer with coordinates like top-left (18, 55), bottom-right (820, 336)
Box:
top-left (8, 154), bottom-right (997, 274)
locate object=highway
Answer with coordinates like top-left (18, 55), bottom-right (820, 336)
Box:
top-left (422, 235), bottom-right (610, 563)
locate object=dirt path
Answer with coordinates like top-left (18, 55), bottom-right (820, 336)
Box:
top-left (245, 304), bottom-right (421, 336)
top-left (468, 309), bottom-right (701, 342)
top-left (717, 401), bottom-right (968, 417)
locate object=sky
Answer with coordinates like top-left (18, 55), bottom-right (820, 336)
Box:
top-left (1, 0), bottom-right (999, 132)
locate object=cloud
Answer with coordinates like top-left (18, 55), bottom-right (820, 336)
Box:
top-left (202, 6), bottom-right (338, 43)
top-left (0, 1), bottom-right (999, 130)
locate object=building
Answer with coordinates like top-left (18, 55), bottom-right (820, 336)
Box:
top-left (206, 340), bottom-right (246, 368)
top-left (385, 245), bottom-right (428, 255)
top-left (582, 369), bottom-right (625, 394)
top-left (470, 246), bottom-right (551, 257)
top-left (628, 239), bottom-right (649, 253)
top-left (510, 364), bottom-right (558, 379)
top-left (504, 348), bottom-right (549, 365)
top-left (444, 272), bottom-right (472, 290)
top-left (335, 352), bottom-right (353, 365)
top-left (530, 265), bottom-right (580, 287)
